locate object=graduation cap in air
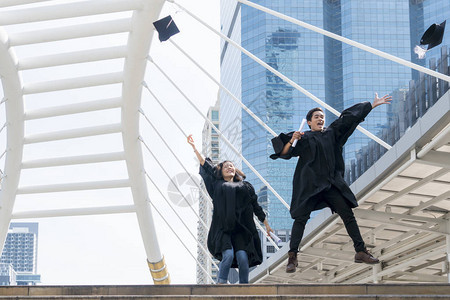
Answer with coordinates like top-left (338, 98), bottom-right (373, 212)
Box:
top-left (414, 20), bottom-right (446, 59)
top-left (153, 15), bottom-right (180, 42)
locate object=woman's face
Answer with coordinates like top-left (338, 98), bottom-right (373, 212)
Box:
top-left (221, 161), bottom-right (236, 179)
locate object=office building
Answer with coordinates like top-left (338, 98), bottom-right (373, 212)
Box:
top-left (196, 98), bottom-right (220, 284)
top-left (0, 223), bottom-right (41, 285)
top-left (219, 0), bottom-right (450, 251)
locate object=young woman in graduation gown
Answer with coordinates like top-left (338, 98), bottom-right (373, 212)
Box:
top-left (188, 135), bottom-right (273, 284)
top-left (270, 93), bottom-right (392, 273)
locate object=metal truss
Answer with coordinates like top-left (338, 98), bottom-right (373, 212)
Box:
top-left (0, 0), bottom-right (169, 284)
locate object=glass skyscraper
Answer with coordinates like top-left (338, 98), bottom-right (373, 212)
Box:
top-left (220, 2), bottom-right (243, 167)
top-left (0, 223), bottom-right (41, 285)
top-left (197, 100), bottom-right (220, 284)
top-left (240, 1), bottom-right (326, 230)
top-left (332, 1), bottom-right (412, 182)
top-left (220, 0), bottom-right (450, 234)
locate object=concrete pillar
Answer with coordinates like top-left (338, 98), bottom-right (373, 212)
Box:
top-left (446, 220), bottom-right (450, 283)
top-left (372, 264), bottom-right (381, 283)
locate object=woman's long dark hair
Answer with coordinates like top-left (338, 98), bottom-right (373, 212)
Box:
top-left (214, 160), bottom-right (246, 182)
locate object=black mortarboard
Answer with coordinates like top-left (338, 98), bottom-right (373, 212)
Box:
top-left (153, 15), bottom-right (180, 42)
top-left (420, 20), bottom-right (446, 50)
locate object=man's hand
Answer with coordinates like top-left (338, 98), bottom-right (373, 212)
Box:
top-left (263, 219), bottom-right (274, 236)
top-left (372, 93), bottom-right (392, 108)
top-left (290, 131), bottom-right (304, 144)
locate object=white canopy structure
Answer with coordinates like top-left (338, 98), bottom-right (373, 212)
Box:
top-left (0, 0), bottom-right (169, 284)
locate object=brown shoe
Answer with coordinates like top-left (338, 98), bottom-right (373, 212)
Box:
top-left (355, 249), bottom-right (379, 264)
top-left (286, 251), bottom-right (298, 273)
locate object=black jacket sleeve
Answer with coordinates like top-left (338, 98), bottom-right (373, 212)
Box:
top-left (244, 181), bottom-right (266, 223)
top-left (199, 157), bottom-right (216, 198)
top-left (329, 101), bottom-right (372, 146)
top-left (269, 131), bottom-right (298, 160)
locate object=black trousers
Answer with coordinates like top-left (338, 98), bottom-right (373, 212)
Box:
top-left (289, 185), bottom-right (365, 253)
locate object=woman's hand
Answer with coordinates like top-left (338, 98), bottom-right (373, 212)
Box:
top-left (263, 219), bottom-right (274, 236)
top-left (189, 134), bottom-right (205, 165)
top-left (187, 134), bottom-right (196, 149)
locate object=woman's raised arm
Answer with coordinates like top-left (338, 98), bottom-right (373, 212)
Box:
top-left (187, 134), bottom-right (205, 166)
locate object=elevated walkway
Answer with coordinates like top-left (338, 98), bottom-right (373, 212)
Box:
top-left (1, 284), bottom-right (450, 299)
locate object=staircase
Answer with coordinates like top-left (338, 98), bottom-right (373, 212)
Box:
top-left (1, 284), bottom-right (449, 299)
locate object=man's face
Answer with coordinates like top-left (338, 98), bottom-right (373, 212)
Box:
top-left (308, 111), bottom-right (325, 131)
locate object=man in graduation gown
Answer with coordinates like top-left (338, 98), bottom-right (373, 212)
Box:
top-left (270, 93), bottom-right (392, 273)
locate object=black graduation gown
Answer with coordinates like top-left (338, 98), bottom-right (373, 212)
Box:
top-left (199, 158), bottom-right (266, 268)
top-left (270, 102), bottom-right (372, 219)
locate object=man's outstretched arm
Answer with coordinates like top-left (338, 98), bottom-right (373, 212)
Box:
top-left (330, 93), bottom-right (392, 146)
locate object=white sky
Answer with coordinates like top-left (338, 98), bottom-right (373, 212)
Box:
top-left (0, 0), bottom-right (220, 284)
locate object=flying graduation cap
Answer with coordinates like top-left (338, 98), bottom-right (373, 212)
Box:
top-left (414, 20), bottom-right (446, 59)
top-left (153, 15), bottom-right (180, 42)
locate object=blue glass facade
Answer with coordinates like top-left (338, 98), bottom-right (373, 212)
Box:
top-left (241, 1), bottom-right (325, 230)
top-left (220, 2), bottom-right (243, 167)
top-left (221, 0), bottom-right (450, 231)
top-left (410, 0), bottom-right (450, 71)
top-left (339, 0), bottom-right (412, 172)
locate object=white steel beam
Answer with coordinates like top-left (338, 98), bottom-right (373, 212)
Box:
top-left (354, 209), bottom-right (448, 234)
top-left (0, 28), bottom-right (24, 257)
top-left (417, 150), bottom-right (450, 169)
top-left (18, 46), bottom-right (128, 70)
top-left (357, 150), bottom-right (417, 206)
top-left (408, 190), bottom-right (450, 215)
top-left (120, 0), bottom-right (166, 273)
top-left (399, 256), bottom-right (445, 273)
top-left (0, 0), bottom-right (142, 26)
top-left (356, 244), bottom-right (445, 283)
top-left (354, 208), bottom-right (447, 227)
top-left (12, 205), bottom-right (135, 219)
top-left (447, 220), bottom-right (450, 283)
top-left (373, 168), bottom-right (448, 210)
top-left (17, 179), bottom-right (130, 194)
top-left (23, 72), bottom-right (123, 94)
top-left (381, 233), bottom-right (441, 263)
top-left (417, 125), bottom-right (450, 158)
top-left (328, 232), bottom-right (438, 283)
top-left (24, 97), bottom-right (122, 120)
top-left (23, 123), bottom-right (122, 144)
top-left (22, 152), bottom-right (125, 168)
top-left (387, 271), bottom-right (447, 283)
top-left (9, 18), bottom-right (132, 46)
top-left (0, 0), bottom-right (52, 8)
top-left (350, 251), bottom-right (443, 284)
top-left (301, 247), bottom-right (354, 263)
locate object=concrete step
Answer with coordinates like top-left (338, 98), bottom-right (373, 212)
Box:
top-left (0, 296), bottom-right (450, 300)
top-left (0, 284), bottom-right (449, 299)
